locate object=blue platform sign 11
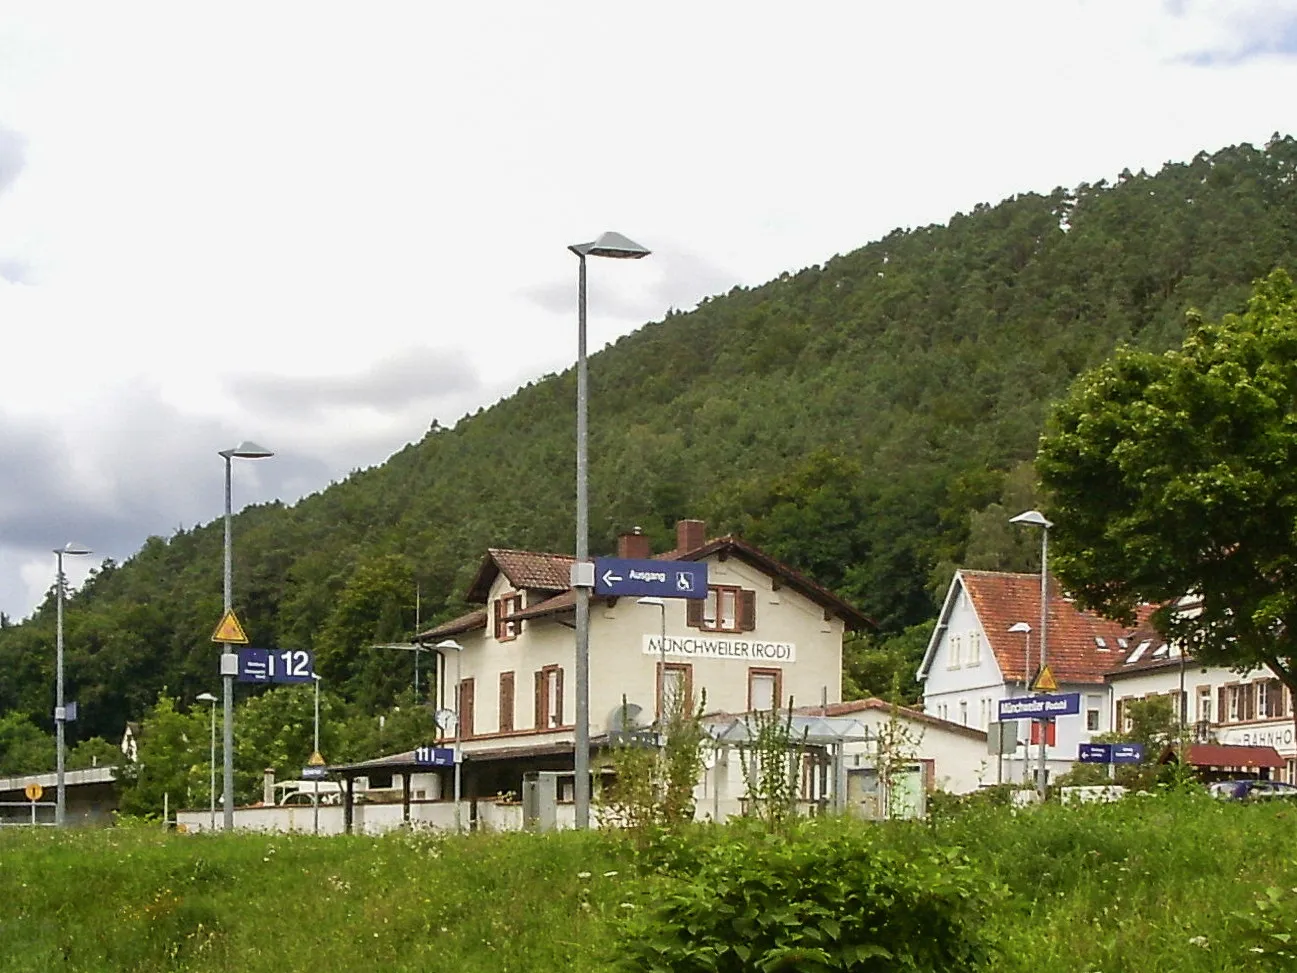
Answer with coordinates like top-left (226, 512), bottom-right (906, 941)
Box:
top-left (237, 648), bottom-right (315, 684)
top-left (1112, 744), bottom-right (1145, 764)
top-left (997, 693), bottom-right (1081, 721)
top-left (1078, 743), bottom-right (1112, 763)
top-left (593, 557), bottom-right (708, 599)
top-left (414, 746), bottom-right (455, 767)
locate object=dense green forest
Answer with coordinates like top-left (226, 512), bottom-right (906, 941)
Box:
top-left (4, 136), bottom-right (1297, 771)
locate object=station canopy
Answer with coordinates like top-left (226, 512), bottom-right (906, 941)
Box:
top-left (705, 713), bottom-right (874, 745)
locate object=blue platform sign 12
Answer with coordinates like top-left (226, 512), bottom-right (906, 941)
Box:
top-left (237, 648), bottom-right (315, 684)
top-left (593, 557), bottom-right (707, 599)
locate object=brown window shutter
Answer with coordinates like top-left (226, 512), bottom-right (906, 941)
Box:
top-left (686, 598), bottom-right (704, 629)
top-left (1218, 687), bottom-right (1227, 723)
top-left (556, 668), bottom-right (565, 726)
top-left (499, 671), bottom-right (515, 733)
top-left (493, 599), bottom-right (504, 640)
top-left (534, 670), bottom-right (544, 729)
top-left (738, 590), bottom-right (757, 632)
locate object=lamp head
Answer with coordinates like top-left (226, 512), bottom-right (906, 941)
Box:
top-left (196, 692), bottom-right (218, 703)
top-left (55, 542), bottom-right (93, 557)
top-left (568, 231), bottom-right (651, 260)
top-left (1009, 509), bottom-right (1053, 529)
top-left (1008, 622), bottom-right (1032, 634)
top-left (219, 440), bottom-right (275, 460)
top-left (436, 639), bottom-right (464, 652)
top-left (636, 597), bottom-right (666, 607)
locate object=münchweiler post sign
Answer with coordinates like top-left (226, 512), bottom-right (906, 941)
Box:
top-left (997, 693), bottom-right (1081, 721)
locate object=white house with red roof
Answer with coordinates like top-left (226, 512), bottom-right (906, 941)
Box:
top-left (918, 570), bottom-right (1151, 786)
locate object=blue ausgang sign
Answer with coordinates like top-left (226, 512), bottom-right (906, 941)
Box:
top-left (414, 746), bottom-right (455, 767)
top-left (1078, 743), bottom-right (1112, 763)
top-left (593, 557), bottom-right (708, 599)
top-left (236, 648), bottom-right (315, 684)
top-left (1112, 744), bottom-right (1145, 764)
top-left (997, 693), bottom-right (1081, 721)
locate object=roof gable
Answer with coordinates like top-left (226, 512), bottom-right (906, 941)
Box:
top-left (922, 570), bottom-right (1155, 687)
top-left (465, 548), bottom-right (574, 603)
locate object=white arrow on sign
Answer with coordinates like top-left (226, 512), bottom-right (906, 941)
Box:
top-left (601, 569), bottom-right (623, 586)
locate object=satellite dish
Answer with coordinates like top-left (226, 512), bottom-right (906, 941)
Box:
top-left (607, 701), bottom-right (645, 733)
top-left (434, 708), bottom-right (457, 732)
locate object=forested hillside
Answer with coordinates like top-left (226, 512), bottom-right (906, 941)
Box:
top-left (4, 136), bottom-right (1297, 752)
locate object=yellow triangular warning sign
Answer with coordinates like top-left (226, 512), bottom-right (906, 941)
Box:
top-left (211, 609), bottom-right (249, 644)
top-left (308, 751), bottom-right (325, 766)
top-left (1031, 664), bottom-right (1059, 692)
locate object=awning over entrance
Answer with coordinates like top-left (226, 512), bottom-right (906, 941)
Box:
top-left (705, 713), bottom-right (874, 746)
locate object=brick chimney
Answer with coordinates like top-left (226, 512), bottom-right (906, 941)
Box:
top-left (676, 519), bottom-right (707, 554)
top-left (617, 526), bottom-right (651, 559)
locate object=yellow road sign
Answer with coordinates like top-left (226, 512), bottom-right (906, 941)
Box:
top-left (24, 783), bottom-right (43, 802)
top-left (308, 751), bottom-right (325, 766)
top-left (211, 609), bottom-right (249, 644)
top-left (1031, 664), bottom-right (1059, 692)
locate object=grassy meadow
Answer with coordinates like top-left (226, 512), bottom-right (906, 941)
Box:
top-left (0, 793), bottom-right (1293, 972)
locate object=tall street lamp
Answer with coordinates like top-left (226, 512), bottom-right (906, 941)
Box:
top-left (1007, 622), bottom-right (1031, 784)
top-left (312, 674), bottom-right (322, 836)
top-left (436, 639), bottom-right (465, 833)
top-left (637, 597), bottom-right (667, 721)
top-left (1010, 509), bottom-right (1053, 800)
top-left (53, 542), bottom-right (92, 827)
top-left (568, 231), bottom-right (651, 830)
top-left (196, 692), bottom-right (218, 830)
top-left (219, 440), bottom-right (274, 830)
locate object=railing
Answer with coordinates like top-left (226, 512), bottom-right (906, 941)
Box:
top-left (0, 800), bottom-right (56, 826)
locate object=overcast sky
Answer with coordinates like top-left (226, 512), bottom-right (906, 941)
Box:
top-left (1, 1), bottom-right (1296, 619)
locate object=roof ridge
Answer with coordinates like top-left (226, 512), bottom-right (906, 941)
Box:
top-left (487, 547), bottom-right (575, 560)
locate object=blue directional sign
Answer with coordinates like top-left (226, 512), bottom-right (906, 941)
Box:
top-left (997, 693), bottom-right (1082, 721)
top-left (1111, 744), bottom-right (1145, 764)
top-left (414, 746), bottom-right (455, 767)
top-left (236, 648), bottom-right (315, 684)
top-left (1078, 743), bottom-right (1112, 763)
top-left (593, 557), bottom-right (708, 599)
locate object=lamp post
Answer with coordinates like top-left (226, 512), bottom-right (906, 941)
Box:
top-left (637, 597), bottom-right (668, 721)
top-left (219, 440), bottom-right (274, 830)
top-left (568, 231), bottom-right (651, 830)
top-left (1007, 622), bottom-right (1031, 785)
top-left (1010, 509), bottom-right (1053, 800)
top-left (53, 542), bottom-right (92, 828)
top-left (436, 639), bottom-right (464, 832)
top-left (312, 674), bottom-right (321, 835)
top-left (196, 692), bottom-right (218, 830)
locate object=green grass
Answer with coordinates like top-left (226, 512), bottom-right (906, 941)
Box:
top-left (0, 794), bottom-right (1294, 971)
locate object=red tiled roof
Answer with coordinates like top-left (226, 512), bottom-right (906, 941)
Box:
top-left (513, 590), bottom-right (575, 621)
top-left (413, 608), bottom-right (487, 641)
top-left (1176, 744), bottom-right (1284, 769)
top-left (465, 548), bottom-right (575, 603)
top-left (960, 571), bottom-right (1156, 686)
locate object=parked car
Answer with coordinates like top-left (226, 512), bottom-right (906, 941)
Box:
top-left (1208, 779), bottom-right (1297, 801)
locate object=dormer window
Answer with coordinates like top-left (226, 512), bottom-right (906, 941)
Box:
top-left (494, 592), bottom-right (524, 641)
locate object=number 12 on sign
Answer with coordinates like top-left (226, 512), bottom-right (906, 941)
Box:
top-left (237, 648), bottom-right (315, 684)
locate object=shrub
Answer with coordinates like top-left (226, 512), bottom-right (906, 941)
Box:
top-left (617, 817), bottom-right (998, 972)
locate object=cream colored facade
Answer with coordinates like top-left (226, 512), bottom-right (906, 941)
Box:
top-left (447, 552), bottom-right (846, 755)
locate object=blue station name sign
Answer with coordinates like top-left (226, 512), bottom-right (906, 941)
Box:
top-left (414, 746), bottom-right (456, 767)
top-left (236, 648), bottom-right (315, 684)
top-left (997, 693), bottom-right (1081, 721)
top-left (593, 557), bottom-right (707, 599)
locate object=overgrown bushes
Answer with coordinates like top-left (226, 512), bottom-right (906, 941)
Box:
top-left (617, 817), bottom-right (999, 973)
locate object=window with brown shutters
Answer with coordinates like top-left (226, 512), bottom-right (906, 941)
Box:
top-left (535, 666), bottom-right (564, 729)
top-left (748, 667), bottom-right (782, 711)
top-left (1242, 683), bottom-right (1257, 722)
top-left (494, 593), bottom-right (524, 641)
top-left (1218, 686), bottom-right (1229, 723)
top-left (689, 586), bottom-right (756, 633)
top-left (1266, 679), bottom-right (1285, 719)
top-left (657, 662), bottom-right (693, 719)
top-left (499, 671), bottom-right (515, 733)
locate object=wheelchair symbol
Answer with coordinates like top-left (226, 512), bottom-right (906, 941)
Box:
top-left (675, 572), bottom-right (694, 593)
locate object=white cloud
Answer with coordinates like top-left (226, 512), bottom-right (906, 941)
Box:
top-left (0, 0), bottom-right (1295, 615)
